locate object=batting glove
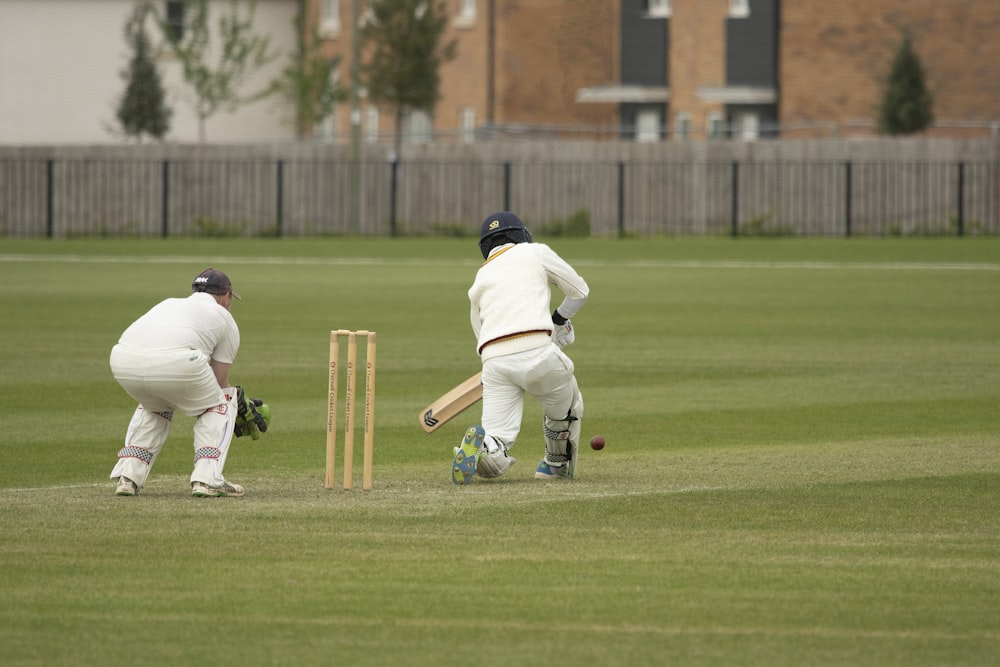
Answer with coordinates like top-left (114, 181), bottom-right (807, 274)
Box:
top-left (552, 319), bottom-right (575, 348)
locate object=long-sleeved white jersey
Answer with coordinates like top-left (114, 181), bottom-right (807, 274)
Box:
top-left (468, 242), bottom-right (589, 360)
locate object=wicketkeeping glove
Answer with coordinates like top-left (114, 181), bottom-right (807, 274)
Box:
top-left (234, 385), bottom-right (270, 440)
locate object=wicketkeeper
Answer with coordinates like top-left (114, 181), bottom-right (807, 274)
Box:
top-left (452, 212), bottom-right (589, 484)
top-left (108, 268), bottom-right (269, 497)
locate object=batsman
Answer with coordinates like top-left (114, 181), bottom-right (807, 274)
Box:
top-left (452, 212), bottom-right (589, 484)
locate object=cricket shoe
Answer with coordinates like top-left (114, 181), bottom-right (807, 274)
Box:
top-left (221, 480), bottom-right (245, 496)
top-left (115, 476), bottom-right (139, 496)
top-left (534, 460), bottom-right (572, 480)
top-left (452, 424), bottom-right (485, 485)
top-left (534, 437), bottom-right (577, 480)
top-left (191, 480), bottom-right (245, 497)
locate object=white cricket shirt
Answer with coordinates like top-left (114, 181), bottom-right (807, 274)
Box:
top-left (118, 292), bottom-right (240, 363)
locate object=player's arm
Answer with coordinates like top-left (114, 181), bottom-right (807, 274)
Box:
top-left (538, 246), bottom-right (589, 321)
top-left (210, 359), bottom-right (231, 388)
top-left (211, 318), bottom-right (240, 389)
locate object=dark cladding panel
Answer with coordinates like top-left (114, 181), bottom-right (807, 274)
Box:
top-left (621, 0), bottom-right (668, 86)
top-left (726, 0), bottom-right (778, 86)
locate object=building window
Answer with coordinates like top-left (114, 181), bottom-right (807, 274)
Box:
top-left (643, 0), bottom-right (671, 18)
top-left (319, 106), bottom-right (337, 142)
top-left (707, 111), bottom-right (724, 139)
top-left (365, 107), bottom-right (379, 143)
top-left (461, 107), bottom-right (476, 143)
top-left (729, 0), bottom-right (750, 18)
top-left (320, 0), bottom-right (340, 36)
top-left (734, 112), bottom-right (759, 140)
top-left (404, 110), bottom-right (433, 144)
top-left (674, 112), bottom-right (690, 141)
top-left (318, 65), bottom-right (341, 141)
top-left (455, 0), bottom-right (476, 26)
top-left (165, 0), bottom-right (184, 41)
top-left (636, 109), bottom-right (661, 142)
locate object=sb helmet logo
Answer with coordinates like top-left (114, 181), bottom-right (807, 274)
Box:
top-left (489, 220), bottom-right (500, 230)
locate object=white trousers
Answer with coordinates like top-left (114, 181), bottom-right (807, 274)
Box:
top-left (480, 343), bottom-right (583, 453)
top-left (109, 344), bottom-right (236, 489)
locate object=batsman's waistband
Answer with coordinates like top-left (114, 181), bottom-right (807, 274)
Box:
top-left (479, 331), bottom-right (551, 360)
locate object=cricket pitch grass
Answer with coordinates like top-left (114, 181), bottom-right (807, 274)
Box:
top-left (1, 236), bottom-right (998, 666)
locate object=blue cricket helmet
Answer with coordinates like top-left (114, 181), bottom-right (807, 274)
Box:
top-left (479, 212), bottom-right (533, 259)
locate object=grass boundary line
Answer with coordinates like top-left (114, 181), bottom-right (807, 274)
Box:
top-left (0, 608), bottom-right (996, 642)
top-left (2, 253), bottom-right (999, 272)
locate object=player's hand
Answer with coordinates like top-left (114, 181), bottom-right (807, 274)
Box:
top-left (552, 319), bottom-right (574, 348)
top-left (235, 386), bottom-right (270, 439)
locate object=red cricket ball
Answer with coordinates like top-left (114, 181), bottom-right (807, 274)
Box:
top-left (590, 435), bottom-right (605, 451)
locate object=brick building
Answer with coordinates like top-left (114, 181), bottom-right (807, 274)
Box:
top-left (312, 0), bottom-right (620, 142)
top-left (311, 0), bottom-right (1000, 143)
top-left (781, 0), bottom-right (1000, 138)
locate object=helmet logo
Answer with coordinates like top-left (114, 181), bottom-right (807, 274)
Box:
top-left (489, 220), bottom-right (500, 230)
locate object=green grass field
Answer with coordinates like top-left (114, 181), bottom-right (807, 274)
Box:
top-left (1, 237), bottom-right (998, 666)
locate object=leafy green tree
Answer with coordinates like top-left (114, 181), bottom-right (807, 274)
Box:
top-left (877, 31), bottom-right (934, 135)
top-left (271, 12), bottom-right (347, 139)
top-left (161, 0), bottom-right (277, 142)
top-left (116, 3), bottom-right (172, 141)
top-left (360, 0), bottom-right (456, 154)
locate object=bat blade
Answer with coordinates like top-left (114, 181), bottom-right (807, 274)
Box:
top-left (419, 371), bottom-right (483, 433)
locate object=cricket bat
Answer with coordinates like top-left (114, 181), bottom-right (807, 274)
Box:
top-left (419, 371), bottom-right (483, 433)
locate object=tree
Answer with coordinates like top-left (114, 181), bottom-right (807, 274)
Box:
top-left (161, 0), bottom-right (277, 142)
top-left (116, 3), bottom-right (172, 142)
top-left (270, 12), bottom-right (347, 139)
top-left (877, 31), bottom-right (934, 136)
top-left (360, 0), bottom-right (457, 154)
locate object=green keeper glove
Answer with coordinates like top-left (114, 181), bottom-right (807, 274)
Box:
top-left (234, 386), bottom-right (271, 440)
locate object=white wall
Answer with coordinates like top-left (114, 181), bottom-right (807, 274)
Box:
top-left (0, 0), bottom-right (299, 144)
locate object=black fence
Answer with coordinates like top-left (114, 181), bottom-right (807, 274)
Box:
top-left (1, 157), bottom-right (996, 238)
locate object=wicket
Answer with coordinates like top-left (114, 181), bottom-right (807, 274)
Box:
top-left (326, 329), bottom-right (377, 491)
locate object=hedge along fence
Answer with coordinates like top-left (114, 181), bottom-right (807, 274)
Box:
top-left (0, 140), bottom-right (997, 238)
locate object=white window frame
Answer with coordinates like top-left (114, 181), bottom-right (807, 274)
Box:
top-left (319, 106), bottom-right (337, 142)
top-left (460, 107), bottom-right (476, 143)
top-left (365, 107), bottom-right (379, 143)
top-left (644, 0), bottom-right (671, 18)
top-left (404, 109), bottom-right (433, 144)
top-left (706, 111), bottom-right (724, 139)
top-left (320, 0), bottom-right (340, 36)
top-left (455, 0), bottom-right (477, 27)
top-left (636, 109), bottom-right (661, 143)
top-left (735, 112), bottom-right (759, 141)
top-left (673, 112), bottom-right (690, 141)
top-left (362, 5), bottom-right (376, 26)
top-left (729, 0), bottom-right (750, 18)
top-left (317, 65), bottom-right (341, 141)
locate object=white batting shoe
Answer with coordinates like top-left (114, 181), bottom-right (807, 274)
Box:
top-left (191, 480), bottom-right (244, 497)
top-left (221, 480), bottom-right (245, 497)
top-left (115, 476), bottom-right (138, 496)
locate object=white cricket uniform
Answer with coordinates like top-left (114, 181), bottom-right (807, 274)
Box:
top-left (468, 242), bottom-right (589, 463)
top-left (109, 292), bottom-right (240, 489)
